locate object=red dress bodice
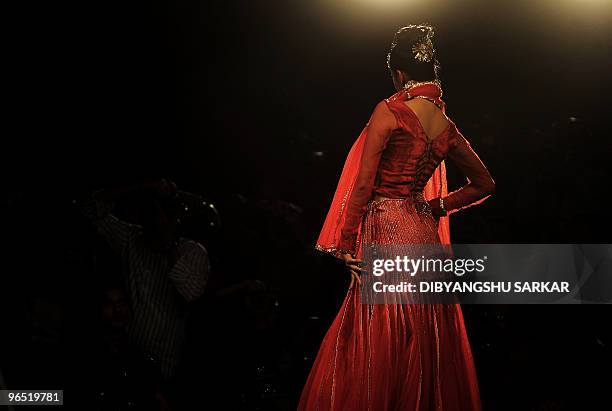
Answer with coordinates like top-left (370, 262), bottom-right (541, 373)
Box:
top-left (336, 86), bottom-right (494, 255)
top-left (373, 104), bottom-right (457, 198)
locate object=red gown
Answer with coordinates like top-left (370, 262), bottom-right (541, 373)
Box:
top-left (298, 84), bottom-right (494, 410)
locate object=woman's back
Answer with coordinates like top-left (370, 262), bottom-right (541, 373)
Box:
top-left (333, 84), bottom-right (494, 256)
top-left (374, 95), bottom-right (457, 198)
top-left (404, 98), bottom-right (450, 139)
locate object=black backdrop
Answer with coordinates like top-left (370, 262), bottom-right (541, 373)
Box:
top-left (2, 1), bottom-right (611, 410)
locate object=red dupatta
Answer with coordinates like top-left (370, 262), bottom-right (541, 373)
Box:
top-left (316, 83), bottom-right (451, 258)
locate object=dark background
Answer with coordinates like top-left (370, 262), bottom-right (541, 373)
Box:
top-left (2, 0), bottom-right (611, 410)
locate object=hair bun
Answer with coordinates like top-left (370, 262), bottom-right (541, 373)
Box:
top-left (387, 24), bottom-right (439, 81)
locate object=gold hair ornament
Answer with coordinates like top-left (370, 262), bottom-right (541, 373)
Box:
top-left (410, 25), bottom-right (435, 63)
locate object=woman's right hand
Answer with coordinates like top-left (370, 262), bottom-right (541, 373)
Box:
top-left (427, 197), bottom-right (446, 219)
top-left (341, 253), bottom-right (363, 289)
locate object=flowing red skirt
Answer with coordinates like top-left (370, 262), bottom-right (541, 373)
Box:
top-left (299, 199), bottom-right (481, 410)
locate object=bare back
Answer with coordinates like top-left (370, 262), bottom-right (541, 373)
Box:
top-left (403, 98), bottom-right (450, 141)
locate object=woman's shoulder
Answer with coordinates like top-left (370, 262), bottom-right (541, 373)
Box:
top-left (369, 98), bottom-right (400, 129)
top-left (376, 90), bottom-right (410, 128)
top-left (383, 89), bottom-right (408, 106)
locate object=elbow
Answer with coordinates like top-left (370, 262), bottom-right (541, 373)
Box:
top-left (483, 178), bottom-right (496, 196)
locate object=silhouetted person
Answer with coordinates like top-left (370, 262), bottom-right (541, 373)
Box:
top-left (78, 180), bottom-right (209, 382)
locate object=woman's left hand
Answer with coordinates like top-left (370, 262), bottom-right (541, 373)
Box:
top-left (341, 253), bottom-right (363, 288)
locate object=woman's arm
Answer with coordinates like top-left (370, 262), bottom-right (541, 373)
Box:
top-left (430, 129), bottom-right (495, 216)
top-left (337, 101), bottom-right (397, 255)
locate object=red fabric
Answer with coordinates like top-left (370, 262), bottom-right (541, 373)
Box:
top-left (314, 124), bottom-right (370, 257)
top-left (298, 293), bottom-right (482, 411)
top-left (316, 84), bottom-right (454, 257)
top-left (302, 83), bottom-right (494, 410)
top-left (300, 197), bottom-right (482, 410)
top-left (443, 132), bottom-right (495, 213)
top-left (317, 83), bottom-right (494, 256)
